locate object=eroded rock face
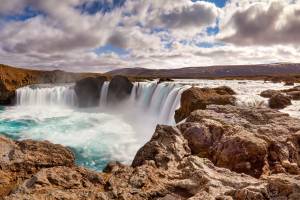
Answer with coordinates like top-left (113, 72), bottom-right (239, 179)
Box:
top-left (175, 86), bottom-right (236, 123)
top-left (0, 136), bottom-right (75, 197)
top-left (107, 75), bottom-right (133, 104)
top-left (75, 76), bottom-right (107, 107)
top-left (184, 105), bottom-right (300, 177)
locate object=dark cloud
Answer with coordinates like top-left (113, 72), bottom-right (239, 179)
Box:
top-left (159, 2), bottom-right (218, 29)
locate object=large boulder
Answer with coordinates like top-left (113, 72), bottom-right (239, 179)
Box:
top-left (174, 86), bottom-right (236, 123)
top-left (107, 75), bottom-right (133, 104)
top-left (269, 93), bottom-right (292, 109)
top-left (74, 76), bottom-right (107, 107)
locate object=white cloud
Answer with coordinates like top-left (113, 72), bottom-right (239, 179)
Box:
top-left (219, 0), bottom-right (300, 45)
top-left (0, 0), bottom-right (299, 72)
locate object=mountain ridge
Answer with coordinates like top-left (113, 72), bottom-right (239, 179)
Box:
top-left (107, 63), bottom-right (300, 78)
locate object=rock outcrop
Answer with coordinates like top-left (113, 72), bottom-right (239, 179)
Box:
top-left (74, 76), bottom-right (107, 107)
top-left (0, 136), bottom-right (75, 197)
top-left (2, 104), bottom-right (300, 199)
top-left (107, 75), bottom-right (133, 104)
top-left (175, 86), bottom-right (236, 123)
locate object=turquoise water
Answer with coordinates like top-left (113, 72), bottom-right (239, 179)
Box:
top-left (0, 105), bottom-right (140, 171)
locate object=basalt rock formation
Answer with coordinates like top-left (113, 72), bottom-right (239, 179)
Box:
top-left (74, 76), bottom-right (107, 107)
top-left (107, 75), bottom-right (133, 104)
top-left (174, 86), bottom-right (236, 123)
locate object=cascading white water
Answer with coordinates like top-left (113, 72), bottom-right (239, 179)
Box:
top-left (99, 82), bottom-right (109, 108)
top-left (3, 79), bottom-right (299, 171)
top-left (126, 82), bottom-right (188, 125)
top-left (16, 84), bottom-right (77, 107)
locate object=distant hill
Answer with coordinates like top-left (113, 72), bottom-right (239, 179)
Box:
top-left (107, 63), bottom-right (300, 79)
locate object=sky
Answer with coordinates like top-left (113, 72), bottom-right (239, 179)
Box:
top-left (0, 0), bottom-right (299, 72)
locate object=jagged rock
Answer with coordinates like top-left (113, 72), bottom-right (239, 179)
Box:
top-left (269, 93), bottom-right (292, 109)
top-left (7, 166), bottom-right (105, 200)
top-left (0, 136), bottom-right (75, 197)
top-left (107, 75), bottom-right (133, 104)
top-left (185, 105), bottom-right (300, 177)
top-left (175, 86), bottom-right (236, 123)
top-left (74, 76), bottom-right (107, 107)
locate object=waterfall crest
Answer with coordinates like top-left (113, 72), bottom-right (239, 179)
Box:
top-left (16, 81), bottom-right (186, 125)
top-left (16, 84), bottom-right (77, 107)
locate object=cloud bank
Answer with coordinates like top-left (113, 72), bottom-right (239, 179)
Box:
top-left (0, 0), bottom-right (299, 72)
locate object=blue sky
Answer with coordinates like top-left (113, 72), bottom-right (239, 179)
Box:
top-left (0, 0), bottom-right (299, 72)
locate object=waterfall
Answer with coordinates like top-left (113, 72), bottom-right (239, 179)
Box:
top-left (16, 81), bottom-right (187, 125)
top-left (99, 82), bottom-right (109, 107)
top-left (16, 84), bottom-right (77, 107)
top-left (127, 82), bottom-right (187, 125)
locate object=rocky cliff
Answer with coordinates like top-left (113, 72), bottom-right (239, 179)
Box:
top-left (1, 104), bottom-right (300, 199)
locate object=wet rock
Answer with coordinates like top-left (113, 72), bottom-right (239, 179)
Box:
top-left (269, 93), bottom-right (292, 109)
top-left (284, 81), bottom-right (295, 86)
top-left (260, 89), bottom-right (279, 98)
top-left (286, 91), bottom-right (300, 100)
top-left (107, 75), bottom-right (133, 104)
top-left (75, 76), bottom-right (107, 107)
top-left (260, 86), bottom-right (300, 102)
top-left (175, 86), bottom-right (236, 123)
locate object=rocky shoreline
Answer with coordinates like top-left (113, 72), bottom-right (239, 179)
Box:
top-left (1, 102), bottom-right (299, 199)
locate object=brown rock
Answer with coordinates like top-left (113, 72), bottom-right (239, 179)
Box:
top-left (269, 93), bottom-right (292, 109)
top-left (185, 105), bottom-right (300, 177)
top-left (175, 86), bottom-right (236, 123)
top-left (0, 136), bottom-right (75, 197)
top-left (284, 81), bottom-right (295, 86)
top-left (260, 89), bottom-right (279, 98)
